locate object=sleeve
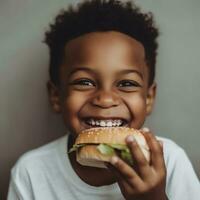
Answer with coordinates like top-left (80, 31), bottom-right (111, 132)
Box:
top-left (166, 148), bottom-right (200, 200)
top-left (7, 163), bottom-right (34, 200)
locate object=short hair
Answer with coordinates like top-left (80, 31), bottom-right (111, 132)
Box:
top-left (44, 0), bottom-right (159, 86)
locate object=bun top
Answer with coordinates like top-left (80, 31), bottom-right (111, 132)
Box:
top-left (75, 127), bottom-right (149, 150)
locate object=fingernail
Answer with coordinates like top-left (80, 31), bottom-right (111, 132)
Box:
top-left (110, 156), bottom-right (118, 165)
top-left (141, 127), bottom-right (150, 132)
top-left (126, 135), bottom-right (135, 143)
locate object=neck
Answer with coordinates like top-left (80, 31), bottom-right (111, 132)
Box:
top-left (68, 134), bottom-right (116, 186)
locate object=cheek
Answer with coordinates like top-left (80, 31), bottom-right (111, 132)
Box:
top-left (125, 93), bottom-right (147, 125)
top-left (127, 92), bottom-right (146, 107)
top-left (61, 91), bottom-right (87, 128)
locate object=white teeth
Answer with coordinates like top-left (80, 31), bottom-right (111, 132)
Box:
top-left (100, 121), bottom-right (106, 126)
top-left (107, 121), bottom-right (113, 127)
top-left (91, 120), bottom-right (95, 126)
top-left (86, 119), bottom-right (124, 127)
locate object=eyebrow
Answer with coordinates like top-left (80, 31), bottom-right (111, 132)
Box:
top-left (117, 69), bottom-right (143, 80)
top-left (68, 67), bottom-right (143, 80)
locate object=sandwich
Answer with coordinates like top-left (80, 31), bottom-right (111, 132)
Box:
top-left (69, 127), bottom-right (150, 168)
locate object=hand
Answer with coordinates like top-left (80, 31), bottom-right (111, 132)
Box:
top-left (106, 128), bottom-right (168, 200)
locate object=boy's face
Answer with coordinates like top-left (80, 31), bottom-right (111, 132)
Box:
top-left (48, 31), bottom-right (156, 137)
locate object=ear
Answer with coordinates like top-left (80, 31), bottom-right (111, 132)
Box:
top-left (146, 82), bottom-right (157, 115)
top-left (47, 80), bottom-right (62, 113)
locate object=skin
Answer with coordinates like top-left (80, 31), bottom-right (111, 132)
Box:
top-left (47, 31), bottom-right (168, 200)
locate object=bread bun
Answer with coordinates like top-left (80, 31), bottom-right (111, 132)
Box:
top-left (77, 145), bottom-right (114, 168)
top-left (75, 127), bottom-right (150, 168)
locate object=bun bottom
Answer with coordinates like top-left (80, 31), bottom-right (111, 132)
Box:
top-left (76, 144), bottom-right (150, 168)
top-left (77, 145), bottom-right (116, 168)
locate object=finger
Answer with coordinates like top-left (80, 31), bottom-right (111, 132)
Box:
top-left (109, 156), bottom-right (144, 188)
top-left (106, 163), bottom-right (134, 193)
top-left (140, 127), bottom-right (150, 132)
top-left (126, 135), bottom-right (151, 178)
top-left (144, 132), bottom-right (165, 170)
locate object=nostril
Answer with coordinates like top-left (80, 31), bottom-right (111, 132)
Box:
top-left (91, 92), bottom-right (120, 108)
top-left (91, 100), bottom-right (119, 108)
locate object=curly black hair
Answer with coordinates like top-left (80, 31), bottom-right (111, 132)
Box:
top-left (44, 0), bottom-right (159, 86)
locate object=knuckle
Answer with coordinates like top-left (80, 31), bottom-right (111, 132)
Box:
top-left (160, 169), bottom-right (166, 178)
top-left (148, 132), bottom-right (154, 139)
top-left (155, 146), bottom-right (163, 155)
top-left (160, 171), bottom-right (166, 179)
top-left (116, 159), bottom-right (125, 170)
top-left (130, 140), bottom-right (138, 149)
top-left (138, 185), bottom-right (149, 193)
top-left (148, 181), bottom-right (157, 189)
top-left (138, 158), bottom-right (148, 167)
top-left (142, 180), bottom-right (154, 189)
top-left (128, 176), bottom-right (137, 185)
top-left (158, 167), bottom-right (167, 178)
top-left (148, 132), bottom-right (153, 136)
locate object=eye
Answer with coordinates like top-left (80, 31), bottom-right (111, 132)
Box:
top-left (117, 80), bottom-right (141, 91)
top-left (69, 78), bottom-right (96, 90)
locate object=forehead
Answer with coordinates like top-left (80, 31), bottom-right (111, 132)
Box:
top-left (61, 31), bottom-right (147, 78)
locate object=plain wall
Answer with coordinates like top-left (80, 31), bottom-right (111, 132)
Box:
top-left (0, 0), bottom-right (200, 199)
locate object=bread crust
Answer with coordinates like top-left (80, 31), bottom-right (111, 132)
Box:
top-left (75, 127), bottom-right (149, 150)
top-left (77, 145), bottom-right (115, 168)
top-left (77, 144), bottom-right (150, 168)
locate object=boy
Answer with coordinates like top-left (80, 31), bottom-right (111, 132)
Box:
top-left (8, 0), bottom-right (200, 199)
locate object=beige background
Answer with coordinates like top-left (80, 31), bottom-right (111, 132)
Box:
top-left (0, 0), bottom-right (200, 199)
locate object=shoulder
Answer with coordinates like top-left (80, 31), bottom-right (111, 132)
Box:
top-left (156, 135), bottom-right (181, 150)
top-left (156, 135), bottom-right (199, 182)
top-left (155, 135), bottom-right (192, 166)
top-left (156, 135), bottom-right (184, 155)
top-left (16, 134), bottom-right (67, 164)
top-left (11, 135), bottom-right (68, 179)
top-left (156, 136), bottom-right (200, 198)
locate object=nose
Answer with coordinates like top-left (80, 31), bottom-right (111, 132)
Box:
top-left (91, 90), bottom-right (120, 108)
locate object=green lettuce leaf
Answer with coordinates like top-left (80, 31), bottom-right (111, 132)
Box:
top-left (108, 144), bottom-right (127, 150)
top-left (68, 143), bottom-right (86, 153)
top-left (97, 144), bottom-right (115, 155)
top-left (97, 143), bottom-right (133, 165)
top-left (121, 150), bottom-right (133, 165)
top-left (68, 143), bottom-right (134, 166)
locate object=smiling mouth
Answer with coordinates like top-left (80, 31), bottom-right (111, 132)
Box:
top-left (83, 118), bottom-right (129, 128)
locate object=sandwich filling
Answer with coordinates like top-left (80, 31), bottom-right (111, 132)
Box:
top-left (68, 143), bottom-right (133, 165)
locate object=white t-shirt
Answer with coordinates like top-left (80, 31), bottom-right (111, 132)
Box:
top-left (8, 134), bottom-right (200, 200)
